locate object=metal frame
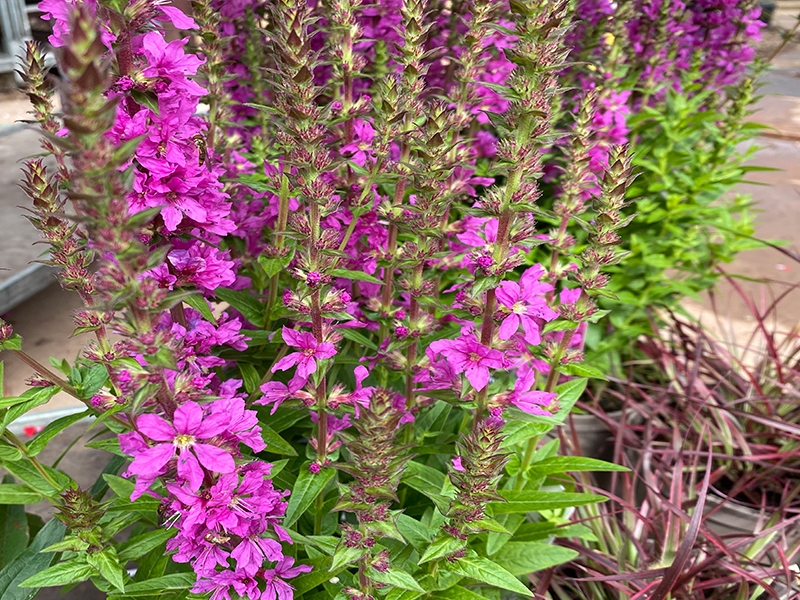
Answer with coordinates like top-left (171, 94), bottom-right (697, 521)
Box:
top-left (0, 0), bottom-right (32, 74)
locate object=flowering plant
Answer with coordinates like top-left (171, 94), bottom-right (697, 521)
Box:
top-left (0, 0), bottom-right (759, 599)
top-left (532, 0), bottom-right (766, 375)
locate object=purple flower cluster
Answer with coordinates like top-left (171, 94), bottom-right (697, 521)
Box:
top-left (39, 2), bottom-right (314, 597)
top-left (121, 400), bottom-right (310, 598)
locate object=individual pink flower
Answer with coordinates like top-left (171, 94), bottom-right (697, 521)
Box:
top-left (129, 401), bottom-right (235, 491)
top-left (231, 536), bottom-right (284, 576)
top-left (261, 557), bottom-right (313, 600)
top-left (340, 119), bottom-right (376, 167)
top-left (257, 375), bottom-right (307, 414)
top-left (451, 456), bottom-right (466, 472)
top-left (349, 365), bottom-right (374, 417)
top-left (428, 331), bottom-right (504, 391)
top-left (508, 364), bottom-right (556, 416)
top-left (496, 265), bottom-right (559, 345)
top-left (272, 327), bottom-right (337, 379)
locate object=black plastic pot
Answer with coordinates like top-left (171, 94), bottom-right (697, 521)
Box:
top-left (759, 1), bottom-right (777, 26)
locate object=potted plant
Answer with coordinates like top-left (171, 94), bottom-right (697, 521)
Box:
top-left (540, 437), bottom-right (800, 599)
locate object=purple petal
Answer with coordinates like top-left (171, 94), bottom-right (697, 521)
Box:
top-left (136, 414), bottom-right (176, 442)
top-left (497, 313), bottom-right (520, 340)
top-left (193, 443), bottom-right (236, 474)
top-left (195, 410), bottom-right (231, 439)
top-left (173, 401), bottom-right (203, 435)
top-left (354, 365), bottom-right (369, 388)
top-left (258, 537), bottom-right (284, 561)
top-left (129, 443), bottom-right (175, 475)
top-left (515, 363), bottom-right (536, 394)
top-left (274, 524), bottom-right (292, 544)
top-left (272, 352), bottom-right (300, 373)
top-left (483, 348), bottom-right (505, 369)
top-left (296, 357), bottom-right (317, 379)
top-left (520, 315), bottom-right (542, 346)
top-left (176, 449), bottom-right (205, 490)
top-left (495, 281), bottom-right (520, 308)
top-left (465, 365), bottom-right (490, 391)
top-left (275, 580), bottom-right (295, 600)
top-left (315, 342), bottom-right (337, 360)
top-left (281, 326), bottom-right (302, 348)
top-left (157, 5), bottom-right (197, 29)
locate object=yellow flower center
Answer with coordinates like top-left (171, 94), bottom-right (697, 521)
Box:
top-left (468, 352), bottom-right (482, 363)
top-left (174, 434), bottom-right (196, 449)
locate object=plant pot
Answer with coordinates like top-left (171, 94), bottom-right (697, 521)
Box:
top-left (549, 408), bottom-right (642, 461)
top-left (705, 493), bottom-right (800, 543)
top-left (759, 1), bottom-right (776, 26)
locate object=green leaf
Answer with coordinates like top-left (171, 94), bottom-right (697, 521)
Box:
top-left (527, 456), bottom-right (628, 478)
top-left (283, 465), bottom-right (335, 527)
top-left (0, 386), bottom-right (59, 418)
top-left (41, 537), bottom-right (89, 553)
top-left (239, 363), bottom-right (261, 395)
top-left (0, 518), bottom-right (65, 600)
top-left (401, 461), bottom-right (453, 513)
top-left (76, 365), bottom-right (109, 398)
top-left (446, 554), bottom-right (532, 597)
top-left (330, 544), bottom-right (368, 572)
top-left (85, 437), bottom-right (126, 457)
top-left (493, 542), bottom-right (578, 576)
top-left (338, 328), bottom-right (378, 351)
top-left (430, 585), bottom-right (488, 600)
top-left (26, 410), bottom-right (91, 457)
top-left (258, 253), bottom-right (294, 278)
top-left (369, 567), bottom-right (426, 593)
top-left (542, 320), bottom-right (579, 335)
top-left (214, 288), bottom-right (265, 327)
top-left (0, 335), bottom-right (22, 352)
top-left (87, 548), bottom-right (125, 592)
top-left (107, 572), bottom-right (194, 597)
top-left (513, 522), bottom-right (596, 543)
top-left (419, 535), bottom-right (464, 564)
top-left (118, 529), bottom-right (176, 562)
top-left (329, 268), bottom-right (384, 285)
top-left (560, 363), bottom-right (607, 380)
top-left (103, 474), bottom-right (135, 499)
top-left (396, 514), bottom-right (434, 554)
top-left (488, 490), bottom-right (606, 514)
top-left (292, 556), bottom-right (347, 596)
top-left (502, 421), bottom-right (551, 447)
top-left (402, 460), bottom-right (447, 494)
top-left (0, 445), bottom-right (23, 462)
top-left (260, 425), bottom-right (297, 456)
top-left (0, 484), bottom-right (46, 504)
top-left (19, 557), bottom-right (94, 588)
top-left (1, 461), bottom-right (70, 497)
top-left (183, 295), bottom-right (217, 326)
top-left (0, 479), bottom-right (28, 568)
top-left (387, 589), bottom-right (424, 600)
top-left (130, 90), bottom-right (160, 115)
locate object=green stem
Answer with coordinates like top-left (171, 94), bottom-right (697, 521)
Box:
top-left (314, 490), bottom-right (324, 535)
top-left (265, 175), bottom-right (291, 328)
top-left (11, 350), bottom-right (78, 397)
